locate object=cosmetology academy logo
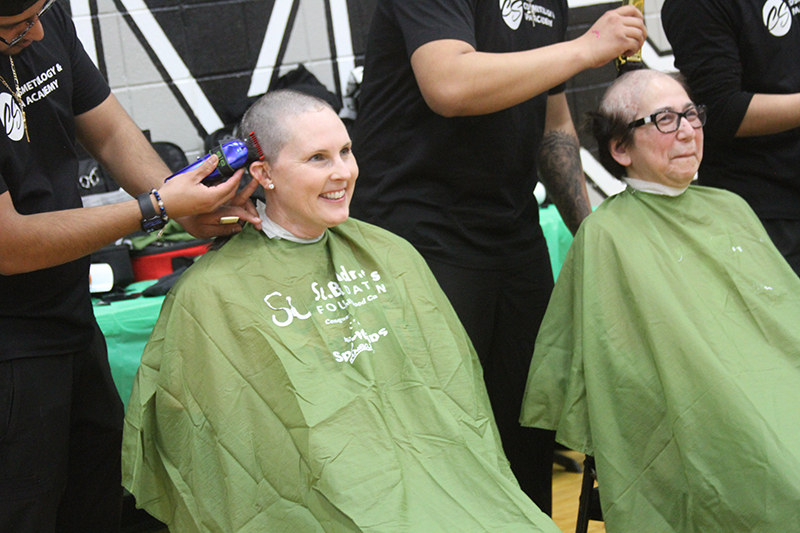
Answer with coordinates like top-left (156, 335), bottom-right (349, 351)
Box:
top-left (763, 0), bottom-right (799, 37)
top-left (500, 0), bottom-right (556, 30)
top-left (0, 93), bottom-right (25, 142)
top-left (0, 62), bottom-right (61, 142)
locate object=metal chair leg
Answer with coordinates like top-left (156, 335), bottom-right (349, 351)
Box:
top-left (575, 455), bottom-right (602, 533)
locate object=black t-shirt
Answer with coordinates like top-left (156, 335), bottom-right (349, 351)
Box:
top-left (0, 4), bottom-right (111, 360)
top-left (663, 0), bottom-right (800, 220)
top-left (350, 0), bottom-right (568, 269)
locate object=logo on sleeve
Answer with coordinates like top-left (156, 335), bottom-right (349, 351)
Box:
top-left (763, 0), bottom-right (793, 37)
top-left (500, 0), bottom-right (524, 29)
top-left (0, 93), bottom-right (25, 142)
top-left (500, 0), bottom-right (556, 30)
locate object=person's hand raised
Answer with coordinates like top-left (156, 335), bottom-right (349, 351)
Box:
top-left (156, 155), bottom-right (262, 238)
top-left (578, 6), bottom-right (647, 70)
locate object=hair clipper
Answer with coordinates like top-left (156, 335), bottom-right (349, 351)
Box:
top-left (616, 0), bottom-right (645, 74)
top-left (165, 132), bottom-right (265, 186)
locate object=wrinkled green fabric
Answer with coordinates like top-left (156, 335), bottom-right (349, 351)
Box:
top-left (129, 219), bottom-right (196, 250)
top-left (521, 186), bottom-right (800, 533)
top-left (122, 219), bottom-right (558, 533)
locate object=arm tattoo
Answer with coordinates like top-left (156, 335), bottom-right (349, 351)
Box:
top-left (537, 130), bottom-right (591, 234)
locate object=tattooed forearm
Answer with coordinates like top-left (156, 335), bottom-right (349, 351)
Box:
top-left (537, 130), bottom-right (591, 235)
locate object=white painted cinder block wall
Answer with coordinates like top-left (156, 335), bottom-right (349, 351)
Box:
top-left (67, 0), bottom-right (675, 162)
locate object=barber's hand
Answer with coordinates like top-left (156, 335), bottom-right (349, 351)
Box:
top-left (175, 176), bottom-right (263, 238)
top-left (579, 6), bottom-right (647, 69)
top-left (155, 155), bottom-right (262, 238)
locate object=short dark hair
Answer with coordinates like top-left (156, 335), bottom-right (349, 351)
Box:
top-left (0, 0), bottom-right (38, 17)
top-left (587, 107), bottom-right (634, 180)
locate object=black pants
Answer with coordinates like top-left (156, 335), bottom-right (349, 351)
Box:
top-left (425, 247), bottom-right (556, 515)
top-left (0, 324), bottom-right (124, 533)
top-left (761, 218), bottom-right (800, 277)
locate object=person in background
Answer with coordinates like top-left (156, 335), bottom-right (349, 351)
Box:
top-left (0, 1), bottom-right (260, 532)
top-left (521, 69), bottom-right (800, 533)
top-left (662, 0), bottom-right (800, 275)
top-left (348, 0), bottom-right (646, 512)
top-left (122, 89), bottom-right (561, 533)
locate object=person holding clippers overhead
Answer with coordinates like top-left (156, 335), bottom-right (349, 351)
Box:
top-left (349, 0), bottom-right (646, 512)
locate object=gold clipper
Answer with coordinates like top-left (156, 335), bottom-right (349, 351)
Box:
top-left (616, 0), bottom-right (645, 73)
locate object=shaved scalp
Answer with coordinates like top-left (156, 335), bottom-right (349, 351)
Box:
top-left (239, 89), bottom-right (333, 163)
top-left (601, 69), bottom-right (672, 123)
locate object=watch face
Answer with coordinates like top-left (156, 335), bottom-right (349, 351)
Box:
top-left (142, 216), bottom-right (167, 233)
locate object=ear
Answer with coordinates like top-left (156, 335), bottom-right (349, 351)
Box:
top-left (609, 140), bottom-right (632, 168)
top-left (248, 160), bottom-right (273, 189)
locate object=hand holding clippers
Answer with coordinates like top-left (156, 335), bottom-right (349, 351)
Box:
top-left (165, 131), bottom-right (265, 186)
top-left (616, 0), bottom-right (645, 74)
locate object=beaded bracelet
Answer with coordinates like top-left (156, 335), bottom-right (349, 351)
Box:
top-left (150, 188), bottom-right (169, 223)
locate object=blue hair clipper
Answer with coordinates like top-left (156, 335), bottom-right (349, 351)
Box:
top-left (165, 132), bottom-right (265, 186)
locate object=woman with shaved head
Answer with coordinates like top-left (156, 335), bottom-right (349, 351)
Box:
top-left (122, 90), bottom-right (562, 533)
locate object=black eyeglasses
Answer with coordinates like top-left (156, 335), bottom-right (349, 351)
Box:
top-left (0, 0), bottom-right (57, 48)
top-left (628, 105), bottom-right (707, 134)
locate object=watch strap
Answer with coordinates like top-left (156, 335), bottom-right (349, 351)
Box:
top-left (137, 191), bottom-right (166, 233)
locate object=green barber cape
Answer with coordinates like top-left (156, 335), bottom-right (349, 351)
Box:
top-left (521, 186), bottom-right (800, 533)
top-left (122, 219), bottom-right (558, 533)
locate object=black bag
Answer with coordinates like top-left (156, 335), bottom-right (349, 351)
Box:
top-left (90, 243), bottom-right (134, 292)
top-left (269, 64), bottom-right (342, 112)
top-left (76, 144), bottom-right (119, 197)
top-left (77, 138), bottom-right (189, 196)
top-left (151, 141), bottom-right (190, 173)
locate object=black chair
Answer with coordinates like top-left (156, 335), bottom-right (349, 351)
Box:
top-left (575, 455), bottom-right (603, 533)
top-left (554, 444), bottom-right (583, 473)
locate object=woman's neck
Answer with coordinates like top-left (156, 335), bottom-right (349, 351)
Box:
top-left (256, 201), bottom-right (324, 243)
top-left (623, 177), bottom-right (689, 197)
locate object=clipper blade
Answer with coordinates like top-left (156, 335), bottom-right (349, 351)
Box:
top-left (247, 131), bottom-right (265, 161)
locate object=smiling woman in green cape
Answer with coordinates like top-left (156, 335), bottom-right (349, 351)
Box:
top-left (121, 90), bottom-right (558, 533)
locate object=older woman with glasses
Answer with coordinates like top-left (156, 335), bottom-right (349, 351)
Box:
top-left (122, 89), bottom-right (561, 533)
top-left (520, 69), bottom-right (800, 533)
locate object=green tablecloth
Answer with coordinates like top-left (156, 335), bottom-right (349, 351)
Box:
top-left (97, 206), bottom-right (573, 408)
top-left (94, 280), bottom-right (162, 409)
top-left (538, 204), bottom-right (573, 280)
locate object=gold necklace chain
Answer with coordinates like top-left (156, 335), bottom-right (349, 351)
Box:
top-left (0, 56), bottom-right (29, 142)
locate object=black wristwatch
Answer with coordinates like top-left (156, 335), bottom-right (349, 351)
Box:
top-left (137, 191), bottom-right (167, 233)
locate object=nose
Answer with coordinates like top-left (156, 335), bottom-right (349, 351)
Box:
top-left (27, 19), bottom-right (45, 42)
top-left (675, 116), bottom-right (697, 139)
top-left (331, 154), bottom-right (358, 181)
